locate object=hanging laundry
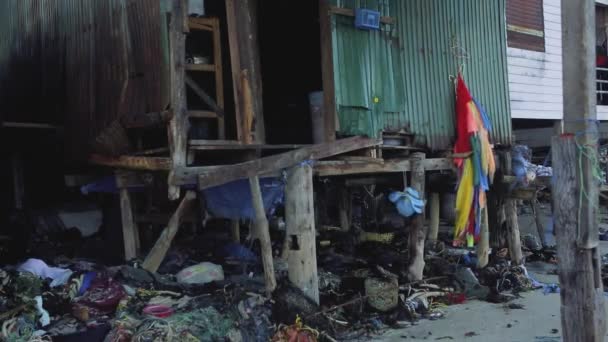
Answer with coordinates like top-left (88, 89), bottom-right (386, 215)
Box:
top-left (453, 74), bottom-right (496, 247)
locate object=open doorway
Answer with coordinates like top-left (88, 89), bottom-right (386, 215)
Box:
top-left (258, 0), bottom-right (323, 144)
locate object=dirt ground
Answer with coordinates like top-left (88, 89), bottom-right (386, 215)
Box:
top-left (376, 203), bottom-right (608, 342)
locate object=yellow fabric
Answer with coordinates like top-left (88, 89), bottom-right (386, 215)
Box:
top-left (455, 158), bottom-right (474, 240)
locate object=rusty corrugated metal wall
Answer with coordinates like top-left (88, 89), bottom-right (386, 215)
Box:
top-left (0, 0), bottom-right (166, 158)
top-left (330, 0), bottom-right (512, 150)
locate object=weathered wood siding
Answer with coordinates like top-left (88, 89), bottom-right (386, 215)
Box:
top-left (508, 0), bottom-right (563, 120)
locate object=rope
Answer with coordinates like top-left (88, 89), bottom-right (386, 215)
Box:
top-left (573, 131), bottom-right (604, 239)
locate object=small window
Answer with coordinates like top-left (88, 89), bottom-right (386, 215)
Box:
top-left (507, 0), bottom-right (545, 52)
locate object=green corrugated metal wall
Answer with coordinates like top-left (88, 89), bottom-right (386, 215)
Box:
top-left (330, 0), bottom-right (512, 150)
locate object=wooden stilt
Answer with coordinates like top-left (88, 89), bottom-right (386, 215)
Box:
top-left (530, 198), bottom-right (547, 248)
top-left (11, 154), bottom-right (24, 210)
top-left (248, 176), bottom-right (277, 294)
top-left (338, 186), bottom-right (351, 232)
top-left (553, 137), bottom-right (606, 341)
top-left (476, 207), bottom-right (490, 269)
top-left (407, 153), bottom-right (426, 281)
top-left (116, 172), bottom-right (140, 260)
top-left (427, 193), bottom-right (440, 241)
top-left (505, 199), bottom-right (523, 265)
top-left (285, 164), bottom-right (319, 304)
top-left (167, 0), bottom-right (189, 200)
top-left (142, 191), bottom-right (197, 272)
top-left (230, 220), bottom-right (241, 243)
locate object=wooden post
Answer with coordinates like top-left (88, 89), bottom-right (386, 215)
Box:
top-left (249, 176), bottom-right (277, 294)
top-left (11, 154), bottom-right (24, 210)
top-left (476, 207), bottom-right (490, 269)
top-left (116, 172), bottom-right (140, 260)
top-left (143, 191), bottom-right (197, 272)
top-left (285, 164), bottom-right (319, 304)
top-left (553, 137), bottom-right (606, 341)
top-left (530, 199), bottom-right (547, 248)
top-left (408, 153), bottom-right (426, 281)
top-left (555, 0), bottom-right (606, 338)
top-left (167, 0), bottom-right (189, 200)
top-left (427, 193), bottom-right (440, 241)
top-left (230, 220), bottom-right (241, 243)
top-left (338, 186), bottom-right (351, 232)
top-left (225, 0), bottom-right (265, 144)
top-left (319, 0), bottom-right (337, 142)
top-left (505, 199), bottom-right (523, 265)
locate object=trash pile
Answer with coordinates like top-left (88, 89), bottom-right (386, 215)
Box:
top-left (0, 256), bottom-right (275, 342)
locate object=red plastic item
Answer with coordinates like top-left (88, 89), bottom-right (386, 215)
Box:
top-left (142, 304), bottom-right (174, 318)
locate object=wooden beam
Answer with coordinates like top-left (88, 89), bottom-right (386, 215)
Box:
top-left (117, 172), bottom-right (140, 260)
top-left (285, 164), bottom-right (319, 304)
top-left (185, 63), bottom-right (215, 72)
top-left (195, 137), bottom-right (381, 189)
top-left (319, 0), bottom-right (337, 142)
top-left (553, 136), bottom-right (606, 341)
top-left (2, 122), bottom-right (62, 130)
top-left (89, 155), bottom-right (172, 171)
top-left (185, 75), bottom-right (225, 117)
top-left (249, 176), bottom-right (277, 294)
top-left (142, 191), bottom-right (197, 272)
top-left (120, 111), bottom-right (172, 128)
top-left (407, 153), bottom-right (426, 281)
top-left (314, 158), bottom-right (453, 176)
top-left (328, 6), bottom-right (395, 25)
top-left (167, 0), bottom-right (190, 200)
top-left (226, 0), bottom-right (265, 144)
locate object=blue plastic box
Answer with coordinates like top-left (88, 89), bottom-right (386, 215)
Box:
top-left (355, 8), bottom-right (381, 30)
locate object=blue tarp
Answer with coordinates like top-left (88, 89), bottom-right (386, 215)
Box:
top-left (202, 177), bottom-right (285, 220)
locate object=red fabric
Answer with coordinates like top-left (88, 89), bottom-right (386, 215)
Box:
top-left (597, 55), bottom-right (608, 67)
top-left (454, 74), bottom-right (475, 165)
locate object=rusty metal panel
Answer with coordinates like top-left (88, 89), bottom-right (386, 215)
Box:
top-left (330, 0), bottom-right (512, 150)
top-left (0, 0), bottom-right (164, 158)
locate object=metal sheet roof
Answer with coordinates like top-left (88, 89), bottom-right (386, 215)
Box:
top-left (331, 0), bottom-right (512, 150)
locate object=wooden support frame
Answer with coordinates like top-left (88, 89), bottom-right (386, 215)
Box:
top-left (226, 0), bottom-right (265, 144)
top-left (142, 191), bottom-right (197, 272)
top-left (191, 136), bottom-right (381, 189)
top-left (285, 164), bottom-right (319, 304)
top-left (505, 199), bottom-right (523, 265)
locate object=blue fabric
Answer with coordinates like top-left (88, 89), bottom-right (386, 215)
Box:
top-left (473, 97), bottom-right (492, 132)
top-left (202, 177), bottom-right (285, 220)
top-left (80, 177), bottom-right (145, 194)
top-left (222, 243), bottom-right (257, 262)
top-left (389, 188), bottom-right (424, 218)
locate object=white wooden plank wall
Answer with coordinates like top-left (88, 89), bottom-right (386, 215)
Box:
top-left (508, 0), bottom-right (564, 120)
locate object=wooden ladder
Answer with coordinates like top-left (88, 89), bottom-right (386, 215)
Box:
top-left (185, 17), bottom-right (225, 140)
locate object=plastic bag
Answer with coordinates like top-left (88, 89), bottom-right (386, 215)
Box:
top-left (176, 262), bottom-right (224, 285)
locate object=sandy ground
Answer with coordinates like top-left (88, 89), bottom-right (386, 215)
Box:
top-left (374, 203), bottom-right (608, 342)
